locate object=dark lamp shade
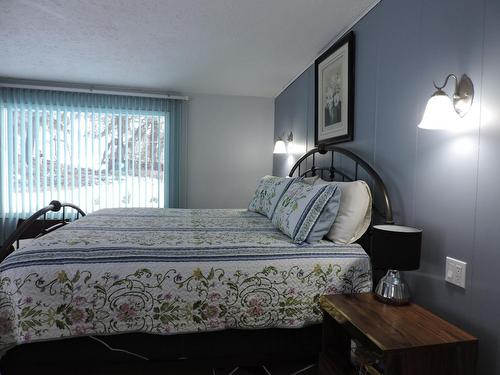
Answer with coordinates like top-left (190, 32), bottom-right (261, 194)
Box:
top-left (371, 225), bottom-right (422, 271)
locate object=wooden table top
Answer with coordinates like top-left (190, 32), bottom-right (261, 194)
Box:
top-left (320, 293), bottom-right (477, 352)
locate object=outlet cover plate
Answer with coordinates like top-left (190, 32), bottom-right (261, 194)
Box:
top-left (445, 256), bottom-right (467, 288)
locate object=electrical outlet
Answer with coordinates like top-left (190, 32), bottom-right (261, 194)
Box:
top-left (445, 257), bottom-right (467, 288)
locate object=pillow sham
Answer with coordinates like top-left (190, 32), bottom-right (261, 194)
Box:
top-left (248, 175), bottom-right (297, 218)
top-left (272, 181), bottom-right (341, 244)
top-left (315, 179), bottom-right (372, 244)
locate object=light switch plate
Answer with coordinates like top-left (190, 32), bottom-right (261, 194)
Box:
top-left (445, 256), bottom-right (467, 288)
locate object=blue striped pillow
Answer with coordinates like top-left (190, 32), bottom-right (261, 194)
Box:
top-left (272, 181), bottom-right (341, 243)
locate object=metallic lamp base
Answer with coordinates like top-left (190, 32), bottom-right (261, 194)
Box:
top-left (454, 74), bottom-right (474, 118)
top-left (375, 270), bottom-right (410, 305)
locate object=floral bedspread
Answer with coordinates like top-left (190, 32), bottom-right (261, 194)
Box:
top-left (0, 208), bottom-right (371, 356)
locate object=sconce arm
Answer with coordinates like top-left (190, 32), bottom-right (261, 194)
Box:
top-left (433, 74), bottom-right (458, 93)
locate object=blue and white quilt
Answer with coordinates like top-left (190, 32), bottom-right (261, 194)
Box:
top-left (0, 208), bottom-right (371, 356)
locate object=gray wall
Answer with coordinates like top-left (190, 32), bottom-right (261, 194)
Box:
top-left (273, 0), bottom-right (499, 373)
top-left (187, 93), bottom-right (274, 208)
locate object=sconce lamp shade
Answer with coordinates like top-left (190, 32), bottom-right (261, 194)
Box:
top-left (371, 225), bottom-right (422, 271)
top-left (273, 139), bottom-right (287, 154)
top-left (418, 73), bottom-right (475, 130)
top-left (418, 90), bottom-right (459, 130)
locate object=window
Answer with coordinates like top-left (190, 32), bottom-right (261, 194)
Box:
top-left (0, 88), bottom-right (184, 219)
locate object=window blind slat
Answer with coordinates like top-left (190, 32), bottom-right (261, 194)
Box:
top-left (125, 110), bottom-right (129, 207)
top-left (112, 113), bottom-right (115, 206)
top-left (84, 110), bottom-right (89, 213)
top-left (156, 116), bottom-right (161, 207)
top-left (113, 113), bottom-right (116, 207)
top-left (34, 109), bottom-right (40, 211)
top-left (117, 111), bottom-right (122, 208)
top-left (56, 110), bottom-right (62, 202)
top-left (77, 109), bottom-right (82, 210)
top-left (144, 116), bottom-right (149, 206)
top-left (12, 109), bottom-right (19, 217)
top-left (70, 110), bottom-right (75, 205)
top-left (0, 109), bottom-right (7, 217)
top-left (149, 116), bottom-right (156, 204)
top-left (105, 113), bottom-right (108, 207)
top-left (98, 113), bottom-right (102, 210)
top-left (90, 111), bottom-right (95, 213)
top-left (63, 111), bottom-right (68, 203)
top-left (42, 109), bottom-right (47, 208)
top-left (138, 115), bottom-right (142, 207)
top-left (49, 109), bottom-right (54, 204)
top-left (20, 107), bottom-right (26, 215)
top-left (164, 112), bottom-right (170, 207)
top-left (8, 109), bottom-right (12, 215)
top-left (27, 109), bottom-right (33, 214)
top-left (131, 114), bottom-right (135, 206)
top-left (145, 116), bottom-right (149, 208)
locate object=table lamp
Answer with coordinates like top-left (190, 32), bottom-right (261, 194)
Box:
top-left (371, 225), bottom-right (422, 305)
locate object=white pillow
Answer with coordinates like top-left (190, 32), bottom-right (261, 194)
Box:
top-left (315, 179), bottom-right (372, 244)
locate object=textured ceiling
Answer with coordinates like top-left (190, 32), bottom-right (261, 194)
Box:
top-left (0, 0), bottom-right (378, 97)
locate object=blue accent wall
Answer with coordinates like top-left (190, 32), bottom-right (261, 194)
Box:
top-left (273, 0), bottom-right (499, 373)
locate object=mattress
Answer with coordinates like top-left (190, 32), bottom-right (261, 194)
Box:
top-left (0, 208), bottom-right (371, 356)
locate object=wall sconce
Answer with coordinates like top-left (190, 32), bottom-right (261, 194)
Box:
top-left (418, 74), bottom-right (474, 130)
top-left (273, 136), bottom-right (287, 154)
top-left (273, 131), bottom-right (295, 154)
top-left (286, 132), bottom-right (295, 154)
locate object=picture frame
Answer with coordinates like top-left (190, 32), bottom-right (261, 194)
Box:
top-left (315, 31), bottom-right (355, 145)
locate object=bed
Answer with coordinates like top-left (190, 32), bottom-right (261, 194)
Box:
top-left (0, 144), bottom-right (393, 373)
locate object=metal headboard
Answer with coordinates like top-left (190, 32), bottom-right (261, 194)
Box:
top-left (288, 144), bottom-right (394, 225)
top-left (0, 200), bottom-right (86, 263)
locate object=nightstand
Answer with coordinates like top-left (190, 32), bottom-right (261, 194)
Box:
top-left (319, 293), bottom-right (478, 375)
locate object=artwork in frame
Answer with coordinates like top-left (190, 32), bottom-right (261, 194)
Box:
top-left (315, 31), bottom-right (355, 145)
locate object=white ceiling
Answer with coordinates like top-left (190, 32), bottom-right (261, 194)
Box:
top-left (0, 0), bottom-right (378, 97)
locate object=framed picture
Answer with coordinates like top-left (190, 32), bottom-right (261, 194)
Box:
top-left (315, 31), bottom-right (355, 145)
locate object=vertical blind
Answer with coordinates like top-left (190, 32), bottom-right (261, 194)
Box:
top-left (0, 87), bottom-right (185, 226)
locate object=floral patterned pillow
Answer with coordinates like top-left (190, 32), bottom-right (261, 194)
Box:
top-left (272, 181), bottom-right (341, 244)
top-left (248, 176), bottom-right (297, 218)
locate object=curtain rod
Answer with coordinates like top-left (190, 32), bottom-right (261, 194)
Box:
top-left (0, 81), bottom-right (189, 101)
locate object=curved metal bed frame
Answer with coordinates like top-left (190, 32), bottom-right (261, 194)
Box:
top-left (0, 146), bottom-right (392, 260)
top-left (0, 200), bottom-right (86, 263)
top-left (288, 143), bottom-right (394, 225)
top-left (0, 147), bottom-right (394, 372)
top-left (0, 146), bottom-right (393, 263)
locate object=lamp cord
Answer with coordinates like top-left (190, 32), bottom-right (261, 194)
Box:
top-left (88, 335), bottom-right (150, 361)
